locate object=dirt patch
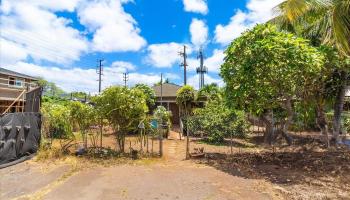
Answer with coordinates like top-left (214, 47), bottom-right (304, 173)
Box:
top-left (193, 134), bottom-right (350, 200)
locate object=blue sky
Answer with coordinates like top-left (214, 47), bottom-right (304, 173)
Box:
top-left (0, 0), bottom-right (282, 93)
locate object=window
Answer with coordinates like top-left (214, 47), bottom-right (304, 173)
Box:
top-left (8, 77), bottom-right (24, 88)
top-left (9, 77), bottom-right (15, 85)
top-left (15, 79), bottom-right (23, 87)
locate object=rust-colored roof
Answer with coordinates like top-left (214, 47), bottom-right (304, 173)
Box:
top-left (152, 83), bottom-right (182, 97)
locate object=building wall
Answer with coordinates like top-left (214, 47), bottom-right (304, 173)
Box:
top-left (169, 103), bottom-right (180, 125)
top-left (155, 96), bottom-right (176, 102)
top-left (0, 74), bottom-right (37, 114)
top-left (0, 100), bottom-right (24, 114)
top-left (0, 74), bottom-right (36, 101)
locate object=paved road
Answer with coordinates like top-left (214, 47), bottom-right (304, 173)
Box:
top-left (0, 138), bottom-right (279, 200)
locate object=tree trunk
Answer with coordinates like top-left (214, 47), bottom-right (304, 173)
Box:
top-left (333, 70), bottom-right (347, 143)
top-left (100, 119), bottom-right (103, 150)
top-left (281, 98), bottom-right (293, 146)
top-left (116, 132), bottom-right (125, 153)
top-left (316, 99), bottom-right (330, 147)
top-left (262, 110), bottom-right (275, 145)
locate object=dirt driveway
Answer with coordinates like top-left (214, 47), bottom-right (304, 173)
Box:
top-left (0, 134), bottom-right (280, 200)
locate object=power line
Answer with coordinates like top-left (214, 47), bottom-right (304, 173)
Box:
top-left (178, 45), bottom-right (188, 85)
top-left (2, 29), bottom-right (85, 56)
top-left (1, 29), bottom-right (86, 63)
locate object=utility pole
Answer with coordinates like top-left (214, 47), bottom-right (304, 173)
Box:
top-left (123, 71), bottom-right (129, 87)
top-left (96, 59), bottom-right (104, 151)
top-left (96, 59), bottom-right (104, 94)
top-left (160, 73), bottom-right (163, 106)
top-left (179, 45), bottom-right (188, 85)
top-left (196, 48), bottom-right (208, 89)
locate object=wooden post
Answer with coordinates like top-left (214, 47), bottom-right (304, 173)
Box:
top-left (186, 125), bottom-right (190, 159)
top-left (129, 140), bottom-right (132, 153)
top-left (151, 137), bottom-right (154, 154)
top-left (230, 132), bottom-right (233, 155)
top-left (22, 92), bottom-right (25, 112)
top-left (146, 134), bottom-right (149, 153)
top-left (140, 129), bottom-right (143, 152)
top-left (159, 128), bottom-right (163, 157)
top-left (100, 119), bottom-right (103, 150)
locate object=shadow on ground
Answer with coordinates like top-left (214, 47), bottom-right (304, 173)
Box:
top-left (192, 134), bottom-right (350, 196)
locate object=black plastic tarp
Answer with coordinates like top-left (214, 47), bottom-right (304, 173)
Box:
top-left (0, 112), bottom-right (41, 165)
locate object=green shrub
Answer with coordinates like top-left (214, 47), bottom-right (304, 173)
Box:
top-left (42, 103), bottom-right (73, 139)
top-left (153, 106), bottom-right (172, 137)
top-left (187, 101), bottom-right (250, 144)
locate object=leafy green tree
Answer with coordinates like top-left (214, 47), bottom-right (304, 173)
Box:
top-left (176, 85), bottom-right (195, 117)
top-left (221, 24), bottom-right (324, 145)
top-left (153, 106), bottom-right (172, 138)
top-left (176, 85), bottom-right (195, 158)
top-left (153, 106), bottom-right (172, 125)
top-left (273, 0), bottom-right (350, 55)
top-left (187, 100), bottom-right (249, 144)
top-left (69, 101), bottom-right (96, 149)
top-left (93, 86), bottom-right (148, 152)
top-left (154, 78), bottom-right (172, 86)
top-left (133, 84), bottom-right (156, 110)
top-left (197, 83), bottom-right (222, 102)
top-left (38, 78), bottom-right (65, 97)
top-left (71, 92), bottom-right (89, 100)
top-left (272, 0), bottom-right (350, 142)
top-left (42, 102), bottom-right (73, 140)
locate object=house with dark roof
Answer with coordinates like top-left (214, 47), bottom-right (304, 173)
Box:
top-left (152, 83), bottom-right (181, 125)
top-left (0, 67), bottom-right (39, 114)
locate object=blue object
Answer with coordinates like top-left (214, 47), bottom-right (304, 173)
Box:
top-left (150, 119), bottom-right (158, 129)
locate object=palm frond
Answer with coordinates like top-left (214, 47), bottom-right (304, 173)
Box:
top-left (331, 0), bottom-right (350, 56)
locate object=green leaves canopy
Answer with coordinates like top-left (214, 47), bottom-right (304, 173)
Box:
top-left (153, 106), bottom-right (172, 125)
top-left (188, 100), bottom-right (249, 143)
top-left (133, 84), bottom-right (156, 109)
top-left (93, 86), bottom-right (148, 133)
top-left (176, 85), bottom-right (195, 116)
top-left (272, 0), bottom-right (350, 56)
top-left (197, 83), bottom-right (223, 102)
top-left (220, 24), bottom-right (324, 115)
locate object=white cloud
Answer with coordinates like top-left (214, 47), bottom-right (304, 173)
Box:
top-left (110, 61), bottom-right (136, 72)
top-left (0, 38), bottom-right (28, 66)
top-left (0, 0), bottom-right (81, 13)
top-left (0, 0), bottom-right (88, 65)
top-left (187, 49), bottom-right (225, 73)
top-left (214, 0), bottom-right (283, 45)
top-left (164, 73), bottom-right (181, 81)
top-left (78, 0), bottom-right (146, 52)
top-left (205, 49), bottom-right (225, 72)
top-left (183, 0), bottom-right (208, 15)
top-left (4, 62), bottom-right (164, 92)
top-left (188, 74), bottom-right (224, 90)
top-left (145, 43), bottom-right (192, 68)
top-left (190, 18), bottom-right (208, 48)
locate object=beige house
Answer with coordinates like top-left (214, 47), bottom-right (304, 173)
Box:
top-left (0, 67), bottom-right (39, 114)
top-left (152, 83), bottom-right (181, 125)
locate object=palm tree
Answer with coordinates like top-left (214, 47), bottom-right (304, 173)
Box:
top-left (271, 0), bottom-right (350, 143)
top-left (273, 0), bottom-right (350, 53)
